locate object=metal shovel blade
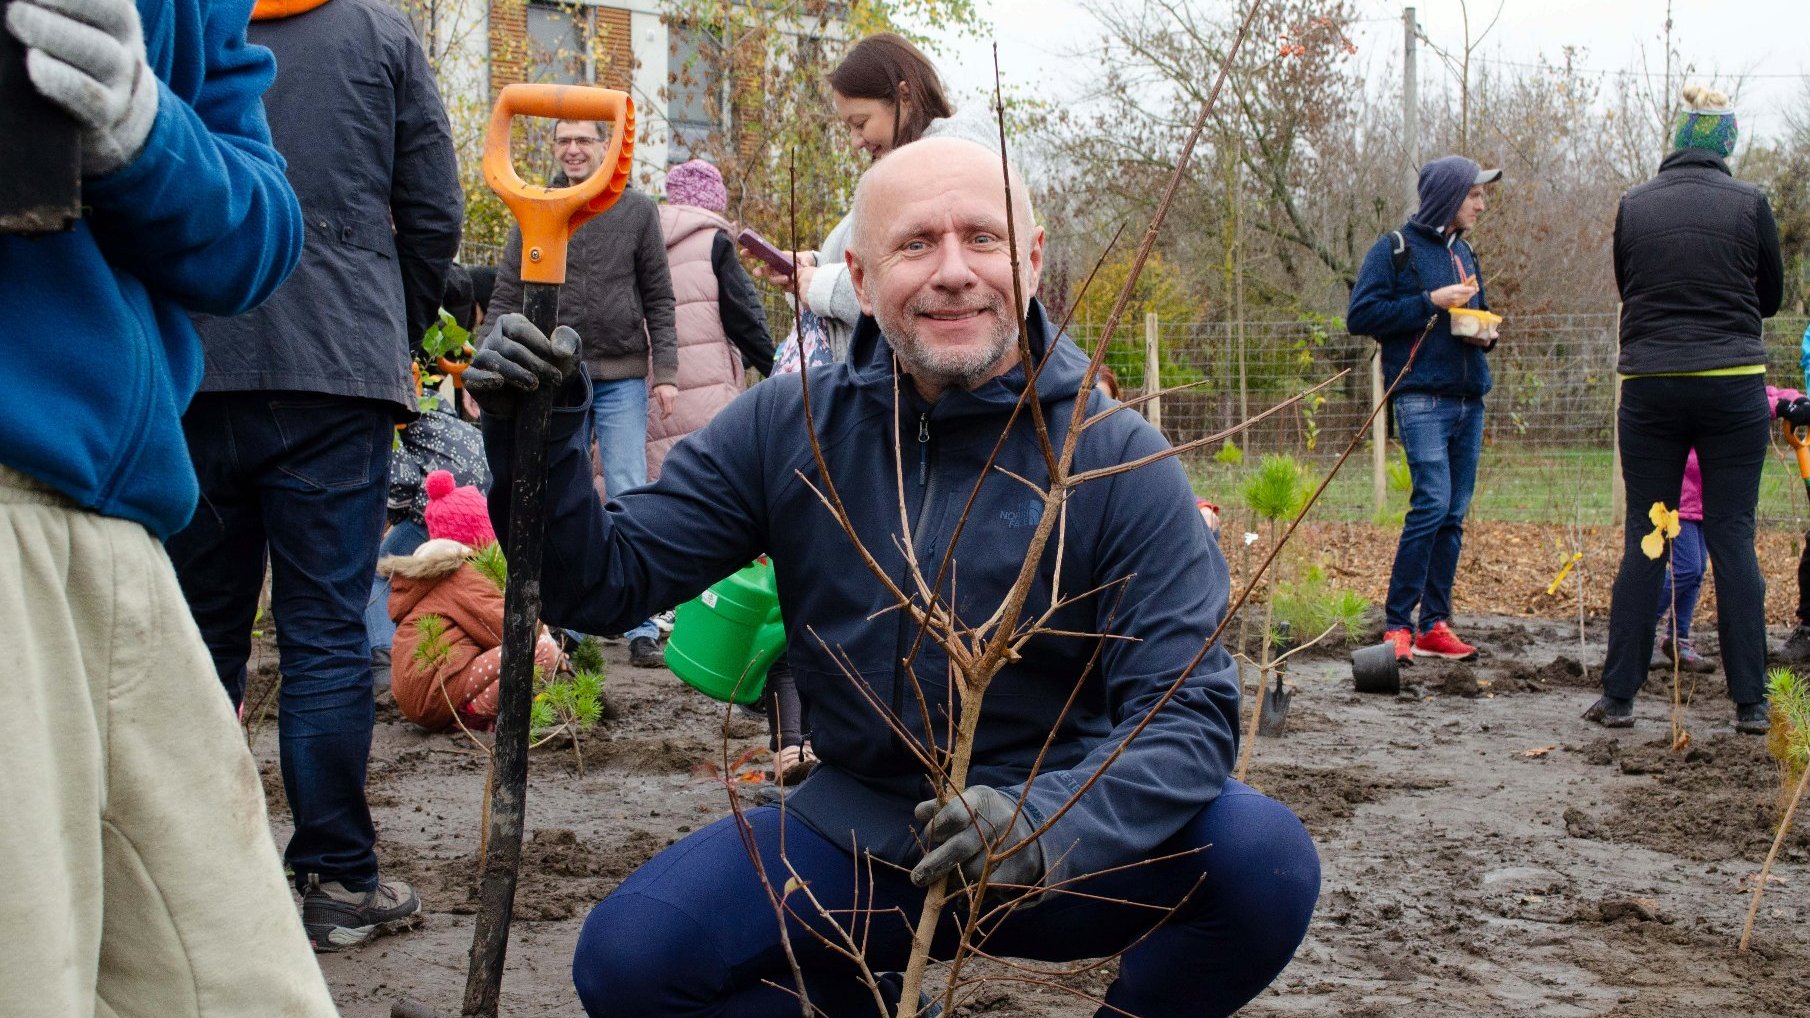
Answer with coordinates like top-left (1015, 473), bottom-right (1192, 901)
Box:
top-left (1257, 673), bottom-right (1292, 737)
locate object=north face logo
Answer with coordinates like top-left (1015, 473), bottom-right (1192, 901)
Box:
top-left (999, 498), bottom-right (1043, 528)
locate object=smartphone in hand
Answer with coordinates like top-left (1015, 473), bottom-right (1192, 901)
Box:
top-left (738, 228), bottom-right (795, 274)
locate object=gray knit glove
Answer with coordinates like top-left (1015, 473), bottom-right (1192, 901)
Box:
top-left (6, 0), bottom-right (159, 176)
top-left (911, 785), bottom-right (1046, 892)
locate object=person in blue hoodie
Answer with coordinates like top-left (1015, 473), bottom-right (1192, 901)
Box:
top-left (0, 0), bottom-right (338, 1012)
top-left (467, 138), bottom-right (1321, 1018)
top-left (1348, 155), bottom-right (1502, 667)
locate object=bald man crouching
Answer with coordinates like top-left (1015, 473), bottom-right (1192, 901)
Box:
top-left (467, 137), bottom-right (1320, 1017)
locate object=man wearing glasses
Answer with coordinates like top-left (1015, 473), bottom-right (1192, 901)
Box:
top-left (482, 118), bottom-right (679, 667)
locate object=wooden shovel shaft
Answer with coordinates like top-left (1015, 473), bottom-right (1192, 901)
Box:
top-left (462, 281), bottom-right (561, 1017)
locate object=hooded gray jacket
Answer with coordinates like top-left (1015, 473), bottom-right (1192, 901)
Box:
top-left (193, 0), bottom-right (462, 412)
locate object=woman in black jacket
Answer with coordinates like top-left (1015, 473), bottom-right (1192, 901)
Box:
top-left (1588, 85), bottom-right (1791, 734)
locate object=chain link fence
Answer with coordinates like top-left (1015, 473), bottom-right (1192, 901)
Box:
top-left (1067, 314), bottom-right (1810, 527)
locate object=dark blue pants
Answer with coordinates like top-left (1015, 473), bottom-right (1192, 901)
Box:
top-left (1386, 392), bottom-right (1485, 632)
top-left (1655, 518), bottom-right (1706, 641)
top-left (572, 781), bottom-right (1319, 1017)
top-left (1606, 375), bottom-right (1769, 703)
top-left (168, 391), bottom-right (392, 891)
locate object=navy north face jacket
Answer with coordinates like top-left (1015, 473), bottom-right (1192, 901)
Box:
top-left (485, 301), bottom-right (1242, 880)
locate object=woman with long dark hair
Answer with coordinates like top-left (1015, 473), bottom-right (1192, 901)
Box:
top-left (761, 32), bottom-right (993, 361)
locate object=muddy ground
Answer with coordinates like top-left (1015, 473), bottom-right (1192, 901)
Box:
top-left (251, 613), bottom-right (1810, 1017)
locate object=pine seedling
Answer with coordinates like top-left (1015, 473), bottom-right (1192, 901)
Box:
top-left (1214, 439), bottom-right (1243, 466)
top-left (531, 664), bottom-right (606, 775)
top-left (414, 613), bottom-right (454, 670)
top-left (470, 540), bottom-right (508, 592)
top-left (1739, 667), bottom-right (1810, 951)
top-left (569, 634), bottom-right (606, 675)
top-left (1765, 666), bottom-right (1810, 812)
top-left (1236, 454), bottom-right (1309, 780)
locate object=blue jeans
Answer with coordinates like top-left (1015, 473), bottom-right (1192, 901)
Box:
top-left (167, 392), bottom-right (392, 891)
top-left (572, 781), bottom-right (1320, 1018)
top-left (1655, 518), bottom-right (1706, 641)
top-left (1385, 392), bottom-right (1485, 632)
top-left (365, 518), bottom-right (429, 660)
top-left (591, 376), bottom-right (658, 643)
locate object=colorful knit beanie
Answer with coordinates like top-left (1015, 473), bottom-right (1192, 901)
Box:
top-left (664, 159), bottom-right (728, 212)
top-left (423, 469), bottom-right (496, 548)
top-left (1672, 84), bottom-right (1738, 158)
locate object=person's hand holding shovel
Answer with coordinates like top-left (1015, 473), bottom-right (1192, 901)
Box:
top-left (463, 313), bottom-right (582, 417)
top-left (6, 0), bottom-right (158, 176)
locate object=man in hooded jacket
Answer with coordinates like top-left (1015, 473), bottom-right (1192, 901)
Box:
top-left (1348, 154), bottom-right (1502, 667)
top-left (465, 137), bottom-right (1320, 1018)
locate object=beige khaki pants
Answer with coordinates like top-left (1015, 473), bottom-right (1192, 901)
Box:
top-left (0, 468), bottom-right (338, 1017)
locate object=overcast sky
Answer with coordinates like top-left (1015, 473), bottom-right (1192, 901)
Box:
top-left (923, 0), bottom-right (1809, 143)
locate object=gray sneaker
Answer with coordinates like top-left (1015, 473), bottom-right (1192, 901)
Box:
top-left (301, 874), bottom-right (421, 952)
top-left (1736, 701), bottom-right (1771, 736)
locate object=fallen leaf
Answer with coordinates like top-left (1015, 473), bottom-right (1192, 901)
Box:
top-left (1520, 744), bottom-right (1558, 758)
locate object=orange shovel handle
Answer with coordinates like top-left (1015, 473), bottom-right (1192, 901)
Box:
top-left (481, 84), bottom-right (635, 285)
top-left (1783, 419), bottom-right (1810, 480)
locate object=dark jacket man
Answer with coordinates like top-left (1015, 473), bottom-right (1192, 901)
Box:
top-left (1348, 160), bottom-right (1496, 397)
top-left (487, 185), bottom-right (680, 389)
top-left (168, 0), bottom-right (459, 950)
top-left (485, 301), bottom-right (1241, 880)
top-left (192, 0), bottom-right (461, 409)
top-left (1614, 147), bottom-right (1784, 376)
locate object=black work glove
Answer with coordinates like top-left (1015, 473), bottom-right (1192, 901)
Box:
top-left (911, 786), bottom-right (1046, 892)
top-left (463, 313), bottom-right (581, 418)
top-left (1778, 397), bottom-right (1810, 428)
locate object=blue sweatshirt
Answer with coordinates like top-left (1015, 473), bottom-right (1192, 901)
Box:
top-left (0, 0), bottom-right (303, 537)
top-left (1347, 155), bottom-right (1494, 398)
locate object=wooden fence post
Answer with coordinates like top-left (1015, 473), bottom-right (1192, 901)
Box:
top-left (1372, 350), bottom-right (1387, 517)
top-left (1611, 303), bottom-right (1625, 526)
top-left (1145, 312), bottom-right (1162, 430)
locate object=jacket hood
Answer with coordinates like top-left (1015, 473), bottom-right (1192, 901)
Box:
top-left (378, 538), bottom-right (470, 580)
top-left (659, 204), bottom-right (733, 249)
top-left (251, 0), bottom-right (331, 20)
top-left (1411, 155), bottom-right (1482, 233)
top-left (844, 298), bottom-right (1091, 421)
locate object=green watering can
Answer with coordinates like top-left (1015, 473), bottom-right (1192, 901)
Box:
top-left (664, 556), bottom-right (785, 704)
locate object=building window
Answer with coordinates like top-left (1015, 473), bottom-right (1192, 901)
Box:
top-left (526, 2), bottom-right (632, 91)
top-left (667, 20), bottom-right (721, 163)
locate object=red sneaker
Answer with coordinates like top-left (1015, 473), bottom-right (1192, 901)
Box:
top-left (1384, 627), bottom-right (1415, 665)
top-left (1414, 621), bottom-right (1477, 661)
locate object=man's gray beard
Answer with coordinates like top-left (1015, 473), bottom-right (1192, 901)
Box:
top-left (879, 298), bottom-right (1017, 392)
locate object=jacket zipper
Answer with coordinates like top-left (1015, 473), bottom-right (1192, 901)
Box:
top-left (897, 410), bottom-right (937, 752)
top-left (917, 412), bottom-right (930, 486)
